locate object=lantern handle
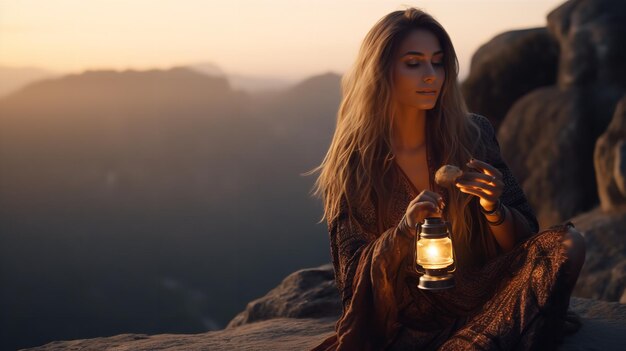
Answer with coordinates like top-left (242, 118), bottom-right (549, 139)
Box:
top-left (446, 221), bottom-right (457, 273)
top-left (412, 222), bottom-right (425, 275)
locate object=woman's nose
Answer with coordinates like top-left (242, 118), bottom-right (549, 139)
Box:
top-left (423, 65), bottom-right (436, 83)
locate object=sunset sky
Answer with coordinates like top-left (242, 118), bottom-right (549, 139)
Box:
top-left (1, 0), bottom-right (564, 82)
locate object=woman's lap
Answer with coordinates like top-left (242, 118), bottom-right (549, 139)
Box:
top-left (391, 224), bottom-right (583, 350)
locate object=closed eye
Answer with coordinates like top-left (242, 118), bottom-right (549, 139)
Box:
top-left (405, 61), bottom-right (444, 68)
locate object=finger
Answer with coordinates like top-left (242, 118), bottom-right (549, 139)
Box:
top-left (456, 182), bottom-right (498, 196)
top-left (457, 177), bottom-right (504, 195)
top-left (423, 190), bottom-right (445, 208)
top-left (467, 158), bottom-right (502, 178)
top-left (409, 200), bottom-right (440, 212)
top-left (409, 201), bottom-right (443, 219)
top-left (456, 180), bottom-right (498, 195)
top-left (454, 189), bottom-right (498, 203)
top-left (415, 203), bottom-right (443, 221)
top-left (416, 190), bottom-right (443, 202)
top-left (458, 171), bottom-right (497, 185)
top-left (456, 186), bottom-right (498, 202)
top-left (411, 191), bottom-right (444, 208)
top-left (412, 192), bottom-right (439, 203)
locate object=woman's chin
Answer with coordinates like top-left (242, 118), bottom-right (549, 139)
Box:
top-left (417, 103), bottom-right (437, 110)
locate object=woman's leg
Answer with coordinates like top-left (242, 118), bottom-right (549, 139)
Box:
top-left (555, 226), bottom-right (586, 337)
top-left (559, 226), bottom-right (586, 301)
top-left (436, 224), bottom-right (585, 350)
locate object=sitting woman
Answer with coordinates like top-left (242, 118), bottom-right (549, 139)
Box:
top-left (307, 7), bottom-right (585, 351)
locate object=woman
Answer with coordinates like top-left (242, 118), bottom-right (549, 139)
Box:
top-left (307, 7), bottom-right (585, 351)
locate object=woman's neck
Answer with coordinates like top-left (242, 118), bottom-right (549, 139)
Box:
top-left (392, 106), bottom-right (427, 155)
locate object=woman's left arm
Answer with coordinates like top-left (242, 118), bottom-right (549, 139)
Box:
top-left (455, 114), bottom-right (539, 252)
top-left (456, 158), bottom-right (533, 252)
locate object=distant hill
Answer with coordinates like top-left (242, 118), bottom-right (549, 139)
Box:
top-left (0, 65), bottom-right (58, 98)
top-left (187, 61), bottom-right (295, 93)
top-left (0, 66), bottom-right (342, 350)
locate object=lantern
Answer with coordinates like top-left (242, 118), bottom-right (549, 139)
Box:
top-left (413, 217), bottom-right (456, 290)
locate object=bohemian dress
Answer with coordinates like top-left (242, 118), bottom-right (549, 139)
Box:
top-left (311, 114), bottom-right (574, 350)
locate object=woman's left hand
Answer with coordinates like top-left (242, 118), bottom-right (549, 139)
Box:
top-left (455, 158), bottom-right (503, 212)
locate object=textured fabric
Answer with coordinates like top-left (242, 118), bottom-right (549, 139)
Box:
top-left (311, 114), bottom-right (573, 350)
top-left (470, 114), bottom-right (539, 236)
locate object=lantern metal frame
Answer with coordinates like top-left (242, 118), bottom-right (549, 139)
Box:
top-left (412, 217), bottom-right (457, 290)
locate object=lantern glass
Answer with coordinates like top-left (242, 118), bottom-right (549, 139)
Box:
top-left (416, 236), bottom-right (454, 269)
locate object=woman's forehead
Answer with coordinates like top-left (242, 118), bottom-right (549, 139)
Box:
top-left (397, 29), bottom-right (443, 57)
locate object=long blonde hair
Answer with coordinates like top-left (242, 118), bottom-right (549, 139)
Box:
top-left (304, 8), bottom-right (498, 265)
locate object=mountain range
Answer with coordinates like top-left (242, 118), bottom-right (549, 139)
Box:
top-left (0, 66), bottom-right (340, 351)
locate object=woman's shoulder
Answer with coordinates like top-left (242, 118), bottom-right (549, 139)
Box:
top-left (467, 113), bottom-right (496, 136)
top-left (466, 112), bottom-right (502, 162)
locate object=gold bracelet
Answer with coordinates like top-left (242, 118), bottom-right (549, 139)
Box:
top-left (486, 204), bottom-right (507, 226)
top-left (480, 199), bottom-right (501, 215)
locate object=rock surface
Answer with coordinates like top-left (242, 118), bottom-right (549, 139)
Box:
top-left (547, 0), bottom-right (626, 89)
top-left (498, 85), bottom-right (612, 227)
top-left (23, 317), bottom-right (337, 351)
top-left (226, 264), bottom-right (341, 328)
top-left (595, 96), bottom-right (626, 211)
top-left (23, 265), bottom-right (626, 351)
top-left (571, 206), bottom-right (626, 302)
top-left (461, 27), bottom-right (558, 130)
top-left (22, 205), bottom-right (626, 350)
top-left (21, 305), bottom-right (626, 351)
top-left (461, 0), bottom-right (626, 227)
top-left (495, 0), bottom-right (626, 227)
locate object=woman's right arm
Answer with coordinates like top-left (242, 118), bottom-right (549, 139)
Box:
top-left (328, 191), bottom-right (442, 350)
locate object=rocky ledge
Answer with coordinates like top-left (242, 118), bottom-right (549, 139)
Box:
top-left (24, 264), bottom-right (626, 351)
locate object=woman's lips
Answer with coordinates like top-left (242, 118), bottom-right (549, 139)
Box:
top-left (416, 90), bottom-right (437, 95)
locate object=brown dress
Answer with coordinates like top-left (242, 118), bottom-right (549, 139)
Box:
top-left (311, 114), bottom-right (574, 350)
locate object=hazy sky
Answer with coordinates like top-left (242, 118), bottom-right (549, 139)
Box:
top-left (1, 0), bottom-right (565, 81)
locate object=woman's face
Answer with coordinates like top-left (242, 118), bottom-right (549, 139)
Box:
top-left (392, 29), bottom-right (445, 111)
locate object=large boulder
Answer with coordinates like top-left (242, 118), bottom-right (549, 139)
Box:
top-left (547, 0), bottom-right (626, 89)
top-left (496, 0), bottom-right (626, 227)
top-left (571, 206), bottom-right (626, 302)
top-left (498, 86), bottom-right (614, 227)
top-left (595, 95), bottom-right (626, 211)
top-left (226, 264), bottom-right (341, 328)
top-left (461, 28), bottom-right (558, 130)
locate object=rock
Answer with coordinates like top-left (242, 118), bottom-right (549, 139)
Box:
top-left (498, 86), bottom-right (622, 227)
top-left (22, 317), bottom-right (337, 351)
top-left (22, 278), bottom-right (626, 350)
top-left (558, 298), bottom-right (626, 350)
top-left (595, 95), bottom-right (626, 210)
top-left (498, 86), bottom-right (604, 227)
top-left (21, 256), bottom-right (626, 350)
top-left (493, 0), bottom-right (626, 226)
top-left (461, 28), bottom-right (558, 130)
top-left (571, 206), bottom-right (626, 301)
top-left (226, 264), bottom-right (341, 328)
top-left (547, 0), bottom-right (626, 89)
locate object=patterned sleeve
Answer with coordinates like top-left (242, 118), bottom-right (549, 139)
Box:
top-left (325, 198), bottom-right (412, 350)
top-left (470, 113), bottom-right (540, 236)
top-left (328, 206), bottom-right (367, 308)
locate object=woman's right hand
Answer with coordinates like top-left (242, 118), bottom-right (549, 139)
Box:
top-left (404, 190), bottom-right (445, 230)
